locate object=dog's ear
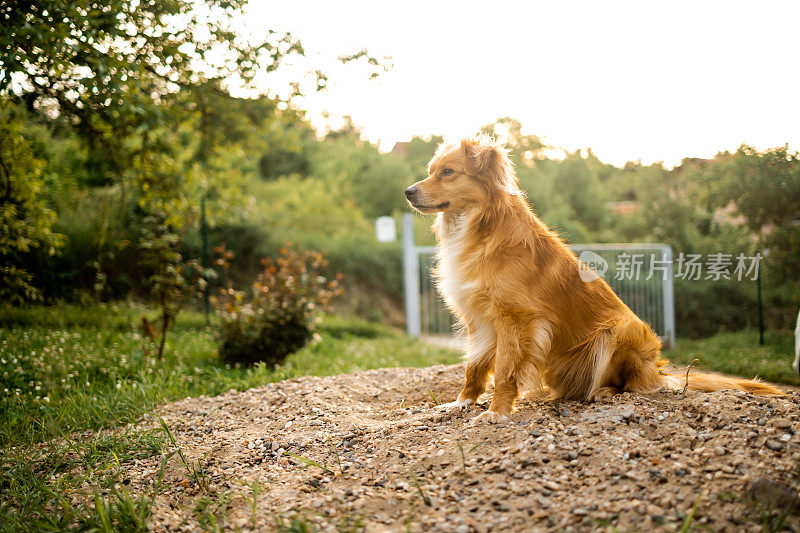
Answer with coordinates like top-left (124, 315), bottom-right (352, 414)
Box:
top-left (462, 138), bottom-right (498, 176)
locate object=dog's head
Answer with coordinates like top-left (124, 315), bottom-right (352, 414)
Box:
top-left (404, 135), bottom-right (518, 214)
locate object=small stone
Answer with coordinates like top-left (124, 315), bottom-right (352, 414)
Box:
top-left (714, 446), bottom-right (726, 456)
top-left (748, 478), bottom-right (800, 510)
top-left (455, 526), bottom-right (470, 533)
top-left (771, 418), bottom-right (791, 429)
top-left (765, 440), bottom-right (785, 452)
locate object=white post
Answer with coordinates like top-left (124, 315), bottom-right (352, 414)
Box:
top-left (662, 245), bottom-right (676, 349)
top-left (402, 213), bottom-right (421, 337)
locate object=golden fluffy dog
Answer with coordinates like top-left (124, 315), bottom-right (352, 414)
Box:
top-left (404, 135), bottom-right (781, 423)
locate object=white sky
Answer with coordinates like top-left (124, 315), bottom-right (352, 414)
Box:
top-left (244, 0), bottom-right (800, 167)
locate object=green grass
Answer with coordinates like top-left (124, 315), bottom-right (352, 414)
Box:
top-left (0, 304), bottom-right (458, 448)
top-left (0, 304), bottom-right (458, 531)
top-left (1, 304), bottom-right (795, 531)
top-left (670, 329), bottom-right (798, 386)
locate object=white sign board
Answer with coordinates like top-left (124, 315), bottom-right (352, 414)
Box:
top-left (375, 216), bottom-right (396, 243)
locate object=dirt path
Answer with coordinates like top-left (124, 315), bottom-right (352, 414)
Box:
top-left (125, 364), bottom-right (800, 532)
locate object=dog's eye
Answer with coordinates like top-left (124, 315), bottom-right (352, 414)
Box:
top-left (441, 168), bottom-right (454, 177)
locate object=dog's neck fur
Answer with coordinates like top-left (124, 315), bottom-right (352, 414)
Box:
top-left (434, 191), bottom-right (534, 250)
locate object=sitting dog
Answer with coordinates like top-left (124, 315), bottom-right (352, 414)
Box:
top-left (404, 135), bottom-right (782, 423)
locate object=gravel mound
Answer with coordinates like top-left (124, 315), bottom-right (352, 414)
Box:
top-left (124, 364), bottom-right (800, 532)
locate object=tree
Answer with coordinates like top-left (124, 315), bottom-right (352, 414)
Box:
top-left (0, 0), bottom-right (387, 303)
top-left (398, 135), bottom-right (443, 178)
top-left (481, 117), bottom-right (546, 165)
top-left (553, 151), bottom-right (607, 234)
top-left (703, 146), bottom-right (800, 283)
top-left (2, 0), bottom-right (309, 185)
top-left (0, 102), bottom-right (65, 303)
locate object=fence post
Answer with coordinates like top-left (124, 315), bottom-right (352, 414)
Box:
top-left (402, 213), bottom-right (421, 337)
top-left (201, 195), bottom-right (210, 326)
top-left (662, 245), bottom-right (676, 349)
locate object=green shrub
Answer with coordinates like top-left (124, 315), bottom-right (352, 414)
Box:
top-left (216, 247), bottom-right (342, 365)
top-left (674, 279), bottom-right (757, 338)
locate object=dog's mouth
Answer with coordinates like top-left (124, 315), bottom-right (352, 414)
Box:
top-left (410, 201), bottom-right (450, 212)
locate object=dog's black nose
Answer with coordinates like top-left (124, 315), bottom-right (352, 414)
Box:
top-left (405, 186), bottom-right (418, 200)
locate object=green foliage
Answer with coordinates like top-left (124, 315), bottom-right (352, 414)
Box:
top-left (674, 280), bottom-right (757, 338)
top-left (702, 146), bottom-right (800, 284)
top-left (309, 132), bottom-right (414, 219)
top-left (216, 247), bottom-right (343, 366)
top-left (0, 0), bottom-right (387, 315)
top-left (0, 305), bottom-right (458, 448)
top-left (0, 425), bottom-right (167, 531)
top-left (139, 210), bottom-right (211, 359)
top-left (0, 0), bottom-right (304, 187)
top-left (1, 303), bottom-right (795, 530)
top-left (400, 135), bottom-right (443, 177)
top-left (554, 152), bottom-right (608, 233)
top-left (482, 116), bottom-right (546, 164)
top-left (704, 146), bottom-right (800, 231)
top-left (0, 102), bottom-right (65, 304)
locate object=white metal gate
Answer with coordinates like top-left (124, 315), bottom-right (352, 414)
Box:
top-left (402, 214), bottom-right (676, 349)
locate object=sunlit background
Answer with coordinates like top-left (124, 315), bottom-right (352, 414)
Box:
top-left (247, 0), bottom-right (800, 167)
top-left (3, 2), bottom-right (800, 527)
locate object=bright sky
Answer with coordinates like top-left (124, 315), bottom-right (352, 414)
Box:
top-left (245, 0), bottom-right (800, 167)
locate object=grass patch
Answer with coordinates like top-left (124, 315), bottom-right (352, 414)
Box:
top-left (0, 305), bottom-right (458, 448)
top-left (1, 305), bottom-right (794, 530)
top-left (0, 304), bottom-right (458, 530)
top-left (669, 329), bottom-right (798, 386)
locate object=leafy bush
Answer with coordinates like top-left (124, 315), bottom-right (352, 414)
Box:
top-left (216, 246), bottom-right (342, 365)
top-left (674, 279), bottom-right (757, 338)
top-left (0, 102), bottom-right (65, 304)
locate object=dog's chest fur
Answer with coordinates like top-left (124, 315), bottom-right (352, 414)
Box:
top-left (435, 212), bottom-right (480, 318)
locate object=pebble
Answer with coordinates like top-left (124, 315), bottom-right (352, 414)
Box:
top-left (771, 418), bottom-right (791, 429)
top-left (765, 440), bottom-right (785, 452)
top-left (119, 365), bottom-right (800, 532)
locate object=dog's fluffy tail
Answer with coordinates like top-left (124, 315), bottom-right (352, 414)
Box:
top-left (661, 366), bottom-right (783, 396)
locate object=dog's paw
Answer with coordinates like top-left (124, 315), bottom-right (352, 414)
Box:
top-left (437, 398), bottom-right (475, 410)
top-left (471, 410), bottom-right (509, 424)
top-left (589, 387), bottom-right (617, 401)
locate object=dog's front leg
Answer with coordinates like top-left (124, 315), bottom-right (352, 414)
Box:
top-left (472, 320), bottom-right (521, 423)
top-left (438, 325), bottom-right (495, 410)
top-left (438, 350), bottom-right (494, 410)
